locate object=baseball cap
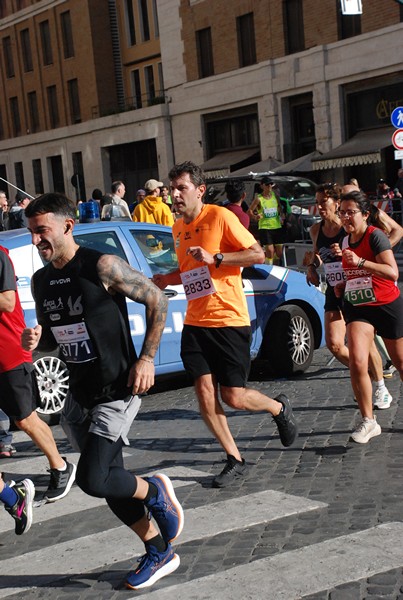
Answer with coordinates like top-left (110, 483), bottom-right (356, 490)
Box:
top-left (261, 176), bottom-right (273, 185)
top-left (144, 179), bottom-right (164, 192)
top-left (136, 189), bottom-right (146, 195)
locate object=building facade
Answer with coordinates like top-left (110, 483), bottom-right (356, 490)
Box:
top-left (0, 0), bottom-right (172, 203)
top-left (161, 0), bottom-right (403, 189)
top-left (0, 0), bottom-right (402, 203)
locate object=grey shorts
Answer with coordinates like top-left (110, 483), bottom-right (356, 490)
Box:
top-left (61, 393), bottom-right (142, 452)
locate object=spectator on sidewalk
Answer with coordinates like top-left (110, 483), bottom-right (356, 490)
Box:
top-left (392, 168), bottom-right (403, 225)
top-left (0, 408), bottom-right (16, 458)
top-left (132, 179), bottom-right (174, 226)
top-left (224, 180), bottom-right (250, 230)
top-left (129, 189), bottom-right (146, 215)
top-left (8, 191), bottom-right (31, 229)
top-left (0, 192), bottom-right (9, 231)
top-left (111, 181), bottom-right (132, 219)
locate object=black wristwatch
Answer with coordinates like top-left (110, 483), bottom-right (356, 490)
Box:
top-left (214, 253), bottom-right (224, 268)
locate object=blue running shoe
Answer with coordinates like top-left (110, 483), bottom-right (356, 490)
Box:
top-left (126, 543), bottom-right (180, 590)
top-left (145, 473), bottom-right (184, 543)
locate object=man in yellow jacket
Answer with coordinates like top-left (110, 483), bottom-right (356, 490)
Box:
top-left (132, 179), bottom-right (174, 226)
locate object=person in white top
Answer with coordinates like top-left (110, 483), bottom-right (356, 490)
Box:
top-left (111, 181), bottom-right (131, 218)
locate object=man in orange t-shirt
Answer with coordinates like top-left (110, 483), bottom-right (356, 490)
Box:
top-left (153, 161), bottom-right (298, 488)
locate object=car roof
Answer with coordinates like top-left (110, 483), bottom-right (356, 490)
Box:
top-left (205, 173), bottom-right (316, 185)
top-left (0, 221), bottom-right (172, 250)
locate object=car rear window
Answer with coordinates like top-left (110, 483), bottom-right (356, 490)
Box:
top-left (130, 229), bottom-right (179, 275)
top-left (73, 231), bottom-right (127, 261)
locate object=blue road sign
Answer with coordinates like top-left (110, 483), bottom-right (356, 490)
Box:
top-left (391, 107), bottom-right (403, 129)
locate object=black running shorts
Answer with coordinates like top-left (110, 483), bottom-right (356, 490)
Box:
top-left (343, 295), bottom-right (403, 340)
top-left (181, 325), bottom-right (252, 387)
top-left (258, 228), bottom-right (284, 247)
top-left (0, 363), bottom-right (39, 420)
top-left (324, 286), bottom-right (344, 312)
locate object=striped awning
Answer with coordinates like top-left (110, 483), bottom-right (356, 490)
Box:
top-left (312, 128), bottom-right (392, 170)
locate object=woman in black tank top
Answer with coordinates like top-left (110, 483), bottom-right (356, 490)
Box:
top-left (306, 184), bottom-right (350, 367)
top-left (305, 185), bottom-right (391, 411)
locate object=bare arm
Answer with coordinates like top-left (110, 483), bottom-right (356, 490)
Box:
top-left (247, 196), bottom-right (261, 220)
top-left (186, 242), bottom-right (264, 267)
top-left (97, 254), bottom-right (168, 360)
top-left (308, 221), bottom-right (320, 256)
top-left (303, 222), bottom-right (321, 286)
top-left (342, 248), bottom-right (398, 282)
top-left (97, 254), bottom-right (168, 394)
top-left (153, 269), bottom-right (182, 290)
top-left (21, 280), bottom-right (56, 352)
top-left (0, 289), bottom-right (15, 313)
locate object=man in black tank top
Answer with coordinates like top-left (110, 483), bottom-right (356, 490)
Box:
top-left (22, 193), bottom-right (184, 591)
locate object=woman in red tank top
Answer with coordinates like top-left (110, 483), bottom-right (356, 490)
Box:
top-left (337, 191), bottom-right (403, 444)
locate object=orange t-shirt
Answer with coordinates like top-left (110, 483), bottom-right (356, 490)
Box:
top-left (173, 204), bottom-right (257, 327)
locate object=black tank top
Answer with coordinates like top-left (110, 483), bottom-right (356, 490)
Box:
top-left (33, 246), bottom-right (136, 408)
top-left (316, 221), bottom-right (345, 264)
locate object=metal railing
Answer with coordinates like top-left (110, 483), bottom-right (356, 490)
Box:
top-left (91, 92), bottom-right (166, 119)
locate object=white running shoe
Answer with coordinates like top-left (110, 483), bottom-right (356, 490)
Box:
top-left (373, 387), bottom-right (393, 410)
top-left (351, 417), bottom-right (381, 444)
top-left (383, 360), bottom-right (396, 378)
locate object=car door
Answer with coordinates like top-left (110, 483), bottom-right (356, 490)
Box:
top-left (121, 225), bottom-right (185, 373)
top-left (72, 224), bottom-right (165, 367)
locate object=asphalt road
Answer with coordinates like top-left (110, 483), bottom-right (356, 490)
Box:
top-left (0, 346), bottom-right (402, 600)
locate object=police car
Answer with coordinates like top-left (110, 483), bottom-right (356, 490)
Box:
top-left (0, 221), bottom-right (325, 423)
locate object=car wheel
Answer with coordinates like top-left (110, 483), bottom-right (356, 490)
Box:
top-left (33, 355), bottom-right (69, 425)
top-left (263, 305), bottom-right (314, 375)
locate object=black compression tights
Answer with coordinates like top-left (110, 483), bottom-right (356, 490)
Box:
top-left (76, 432), bottom-right (146, 526)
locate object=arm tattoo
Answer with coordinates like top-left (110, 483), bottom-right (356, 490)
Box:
top-left (97, 254), bottom-right (168, 358)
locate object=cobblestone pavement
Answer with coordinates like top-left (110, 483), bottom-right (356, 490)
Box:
top-left (1, 347), bottom-right (402, 599)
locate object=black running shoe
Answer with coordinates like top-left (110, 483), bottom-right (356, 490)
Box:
top-left (212, 455), bottom-right (246, 488)
top-left (45, 458), bottom-right (76, 502)
top-left (5, 478), bottom-right (35, 535)
top-left (272, 394), bottom-right (298, 447)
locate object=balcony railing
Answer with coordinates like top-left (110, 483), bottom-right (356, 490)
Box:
top-left (91, 92), bottom-right (166, 119)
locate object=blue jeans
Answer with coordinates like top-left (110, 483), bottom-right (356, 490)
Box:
top-left (0, 409), bottom-right (13, 446)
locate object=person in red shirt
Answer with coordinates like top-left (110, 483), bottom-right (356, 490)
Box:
top-left (224, 180), bottom-right (250, 230)
top-left (335, 191), bottom-right (403, 444)
top-left (0, 245), bottom-right (76, 502)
